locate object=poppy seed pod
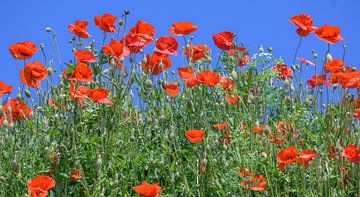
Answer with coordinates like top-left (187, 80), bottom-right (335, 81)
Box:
top-left (25, 90), bottom-right (31, 98)
top-left (47, 67), bottom-right (53, 76)
top-left (259, 45), bottom-right (264, 53)
top-left (16, 93), bottom-right (22, 100)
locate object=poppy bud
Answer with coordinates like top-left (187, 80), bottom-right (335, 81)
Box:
top-left (267, 47), bottom-right (273, 53)
top-left (259, 45), bottom-right (264, 53)
top-left (119, 57), bottom-right (125, 64)
top-left (343, 44), bottom-right (347, 49)
top-left (283, 78), bottom-right (290, 87)
top-left (118, 20), bottom-right (124, 26)
top-left (145, 79), bottom-right (153, 88)
top-left (45, 27), bottom-right (53, 32)
top-left (313, 53), bottom-right (318, 59)
top-left (2, 119), bottom-right (9, 127)
top-left (207, 56), bottom-right (212, 64)
top-left (326, 53), bottom-right (332, 62)
top-left (96, 155), bottom-right (102, 168)
top-left (16, 93), bottom-right (22, 100)
top-left (190, 36), bottom-right (194, 41)
top-left (333, 84), bottom-right (338, 89)
top-left (69, 39), bottom-right (73, 44)
top-left (9, 123), bottom-right (14, 128)
top-left (25, 90), bottom-right (31, 98)
top-left (220, 102), bottom-right (225, 108)
top-left (40, 43), bottom-right (45, 49)
top-left (231, 70), bottom-right (237, 79)
top-left (47, 67), bottom-right (53, 76)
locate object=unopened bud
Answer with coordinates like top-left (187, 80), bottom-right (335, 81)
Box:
top-left (40, 43), bottom-right (45, 49)
top-left (283, 78), bottom-right (290, 87)
top-left (16, 93), bottom-right (22, 100)
top-left (25, 90), bottom-right (31, 98)
top-left (259, 45), bottom-right (264, 53)
top-left (145, 79), bottom-right (153, 88)
top-left (267, 47), bottom-right (273, 53)
top-left (45, 27), bottom-right (53, 32)
top-left (2, 119), bottom-right (9, 127)
top-left (231, 70), bottom-right (237, 79)
top-left (47, 67), bottom-right (52, 76)
top-left (326, 53), bottom-right (333, 62)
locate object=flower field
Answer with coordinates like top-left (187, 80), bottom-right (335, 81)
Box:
top-left (1, 11), bottom-right (360, 196)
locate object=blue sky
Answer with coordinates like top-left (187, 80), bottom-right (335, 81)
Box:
top-left (1, 0), bottom-right (359, 97)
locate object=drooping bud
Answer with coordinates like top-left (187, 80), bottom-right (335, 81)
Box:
top-left (25, 90), bottom-right (31, 98)
top-left (45, 27), bottom-right (53, 32)
top-left (326, 53), bottom-right (333, 62)
top-left (145, 79), bottom-right (153, 88)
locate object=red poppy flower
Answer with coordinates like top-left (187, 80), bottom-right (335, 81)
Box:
top-left (0, 81), bottom-right (13, 97)
top-left (168, 22), bottom-right (198, 36)
top-left (225, 93), bottom-right (238, 105)
top-left (88, 88), bottom-right (113, 106)
top-left (133, 181), bottom-right (161, 197)
top-left (94, 14), bottom-right (117, 33)
top-left (0, 99), bottom-right (32, 126)
top-left (214, 123), bottom-right (228, 131)
top-left (178, 68), bottom-right (194, 79)
top-left (297, 150), bottom-right (317, 167)
top-left (289, 14), bottom-right (316, 37)
top-left (272, 64), bottom-right (292, 80)
top-left (252, 125), bottom-right (270, 136)
top-left (327, 146), bottom-right (337, 159)
top-left (298, 58), bottom-right (315, 66)
top-left (9, 41), bottom-right (38, 60)
top-left (219, 77), bottom-right (235, 91)
top-left (121, 20), bottom-right (155, 54)
top-left (162, 83), bottom-right (179, 97)
top-left (141, 53), bottom-right (171, 75)
top-left (324, 59), bottom-right (344, 73)
top-left (267, 133), bottom-right (286, 145)
top-left (276, 147), bottom-right (297, 171)
top-left (213, 31), bottom-right (235, 50)
top-left (306, 74), bottom-right (330, 89)
top-left (69, 85), bottom-right (91, 104)
top-left (155, 36), bottom-right (178, 55)
top-left (20, 61), bottom-right (47, 88)
top-left (102, 40), bottom-right (130, 58)
top-left (68, 20), bottom-right (91, 38)
top-left (227, 47), bottom-right (249, 66)
top-left (183, 44), bottom-right (210, 63)
top-left (184, 77), bottom-right (201, 88)
top-left (27, 175), bottom-right (55, 197)
top-left (354, 108), bottom-right (360, 121)
top-left (185, 130), bottom-right (205, 143)
top-left (238, 169), bottom-right (267, 193)
top-left (70, 169), bottom-right (82, 182)
top-left (315, 25), bottom-right (344, 44)
top-left (330, 72), bottom-right (360, 89)
top-left (197, 70), bottom-right (220, 87)
top-left (68, 62), bottom-right (93, 83)
top-left (73, 50), bottom-right (96, 64)
top-left (221, 133), bottom-right (231, 145)
top-left (342, 144), bottom-right (360, 163)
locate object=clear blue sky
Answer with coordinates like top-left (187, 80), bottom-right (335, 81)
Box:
top-left (1, 0), bottom-right (359, 97)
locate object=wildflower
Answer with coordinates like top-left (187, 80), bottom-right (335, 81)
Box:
top-left (298, 58), bottom-right (315, 66)
top-left (27, 175), bottom-right (55, 197)
top-left (133, 181), bottom-right (161, 197)
top-left (306, 74), bottom-right (330, 89)
top-left (155, 36), bottom-right (178, 55)
top-left (102, 40), bottom-right (130, 59)
top-left (225, 93), bottom-right (238, 105)
top-left (88, 88), bottom-right (113, 106)
top-left (0, 81), bottom-right (14, 97)
top-left (289, 14), bottom-right (316, 37)
top-left (68, 62), bottom-right (93, 83)
top-left (184, 77), bottom-right (201, 88)
top-left (69, 85), bottom-right (91, 104)
top-left (197, 70), bottom-right (220, 87)
top-left (296, 150), bottom-right (317, 167)
top-left (141, 53), bottom-right (171, 75)
top-left (0, 99), bottom-right (32, 126)
top-left (315, 25), bottom-right (344, 44)
top-left (94, 14), bottom-right (117, 33)
top-left (183, 44), bottom-right (210, 62)
top-left (213, 123), bottom-right (228, 131)
top-left (272, 64), bottom-right (292, 80)
top-left (9, 41), bottom-right (38, 60)
top-left (68, 20), bottom-right (91, 38)
top-left (73, 50), bottom-right (96, 64)
top-left (227, 47), bottom-right (249, 66)
top-left (212, 31), bottom-right (235, 50)
top-left (342, 144), bottom-right (360, 163)
top-left (178, 68), bottom-right (194, 79)
top-left (276, 147), bottom-right (297, 172)
top-left (185, 130), bottom-right (205, 143)
top-left (238, 168), bottom-right (267, 193)
top-left (70, 169), bottom-right (82, 182)
top-left (324, 59), bottom-right (344, 73)
top-left (221, 133), bottom-right (231, 145)
top-left (121, 20), bottom-right (155, 53)
top-left (20, 61), bottom-right (47, 88)
top-left (168, 22), bottom-right (198, 36)
top-left (162, 83), bottom-right (179, 97)
top-left (219, 77), bottom-right (235, 91)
